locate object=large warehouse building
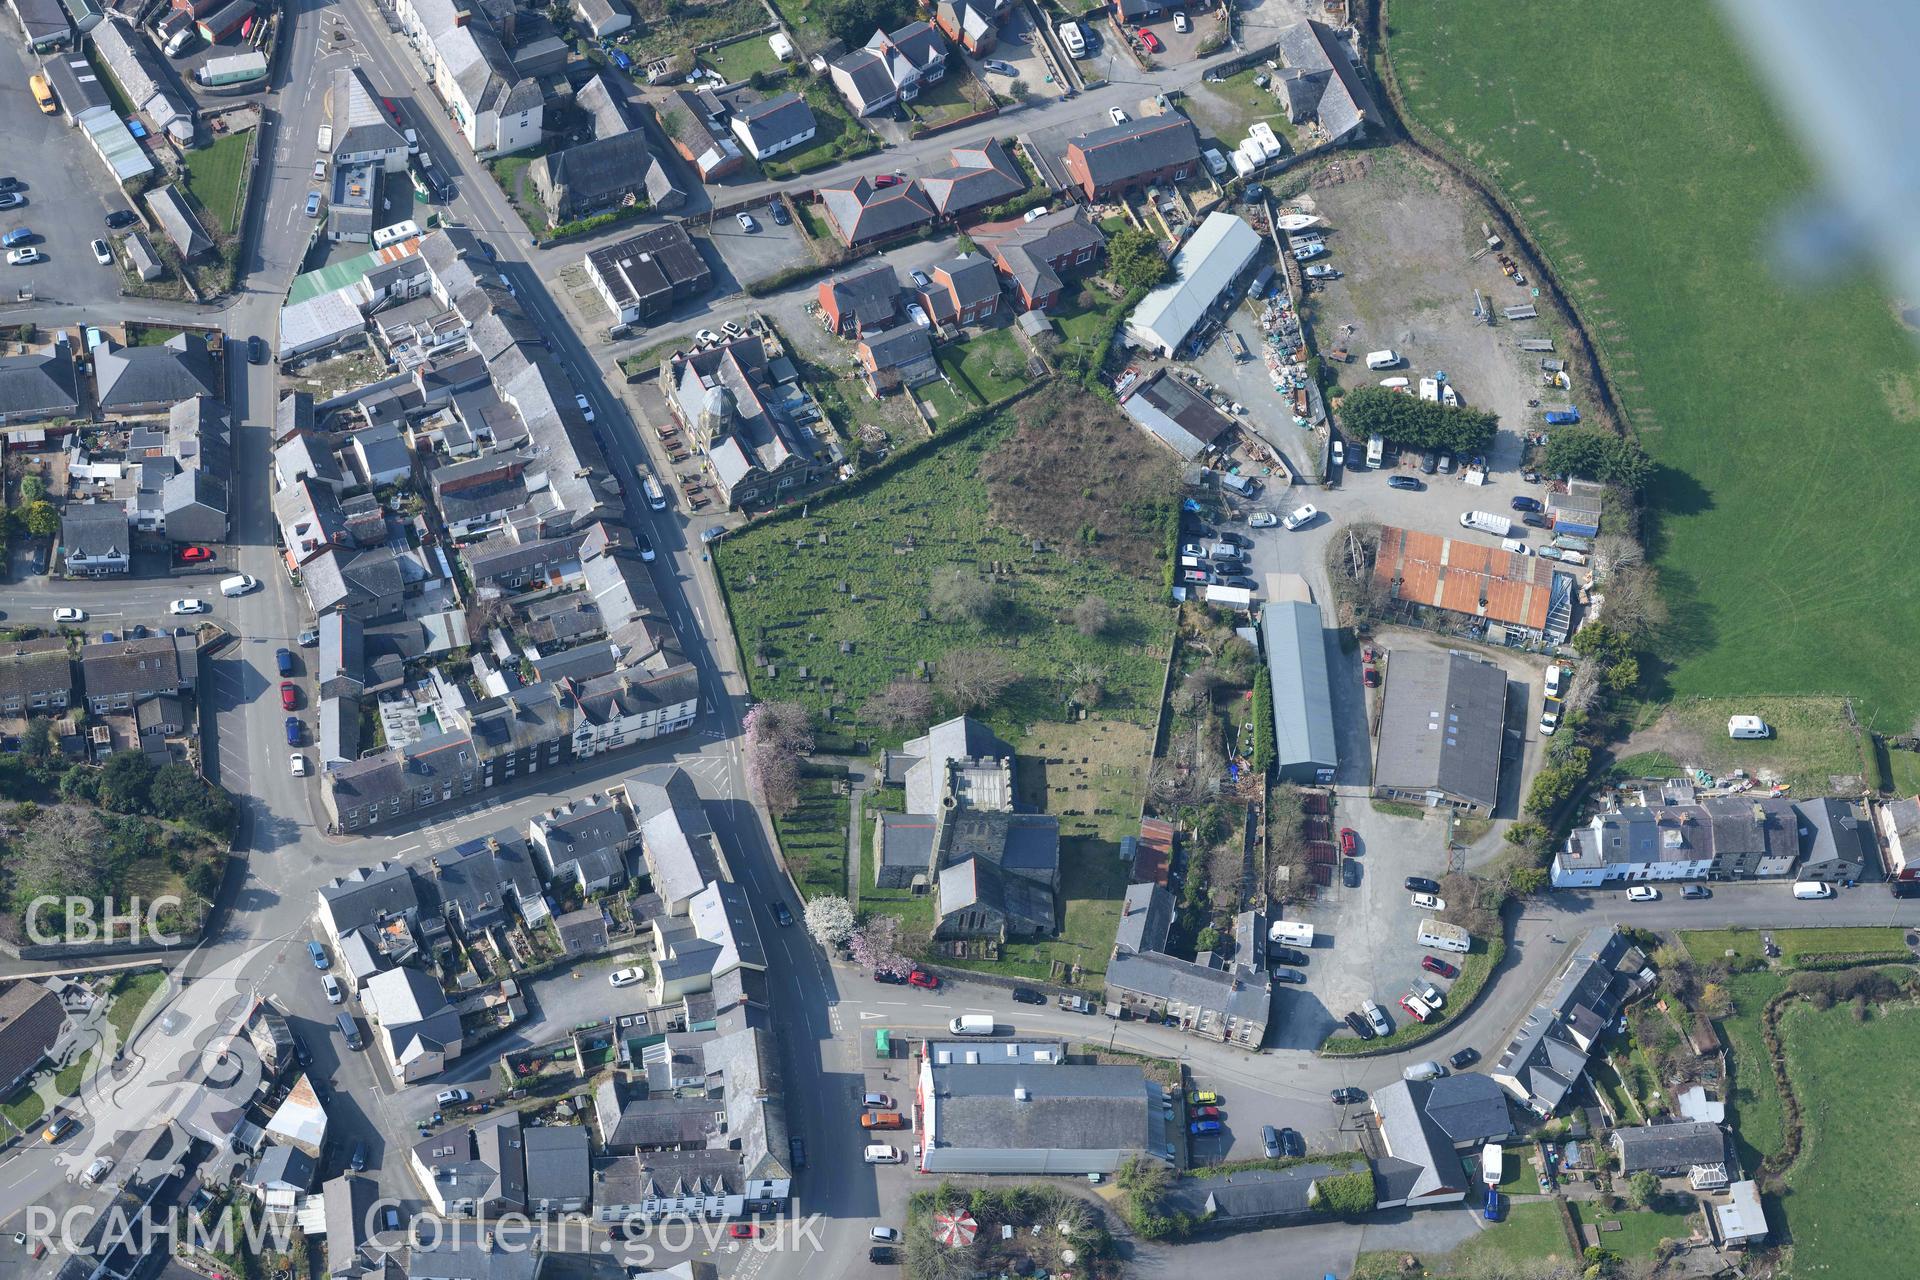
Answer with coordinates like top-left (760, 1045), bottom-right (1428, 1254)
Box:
top-left (1127, 212), bottom-right (1262, 358)
top-left (1261, 599), bottom-right (1337, 783)
top-left (1372, 648), bottom-right (1510, 813)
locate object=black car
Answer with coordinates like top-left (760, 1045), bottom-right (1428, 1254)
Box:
top-left (350, 1142), bottom-right (367, 1171)
top-left (293, 1036), bottom-right (312, 1066)
top-left (0, 177), bottom-right (17, 192)
top-left (1405, 876), bottom-right (1442, 894)
top-left (1448, 1047), bottom-right (1480, 1070)
top-left (1223, 575), bottom-right (1258, 591)
top-left (869, 1247), bottom-right (897, 1265)
top-left (1342, 859), bottom-right (1362, 888)
top-left (788, 1136), bottom-right (806, 1169)
top-left (1011, 987), bottom-right (1046, 1006)
top-left (1682, 884), bottom-right (1711, 899)
top-left (1344, 1011), bottom-right (1376, 1040)
top-left (769, 202), bottom-right (791, 226)
top-left (247, 335), bottom-right (265, 364)
top-left (1280, 1127), bottom-right (1305, 1158)
top-left (1510, 495), bottom-right (1544, 513)
top-left (1220, 531), bottom-right (1253, 550)
top-left (104, 209), bottom-right (137, 229)
top-left (1272, 967), bottom-right (1306, 985)
top-left (1387, 475), bottom-right (1423, 491)
top-left (1522, 512), bottom-right (1550, 529)
top-left (1330, 1086), bottom-right (1366, 1105)
top-left (1270, 945), bottom-right (1308, 966)
top-left (771, 900), bottom-right (793, 927)
top-left (873, 969), bottom-right (908, 985)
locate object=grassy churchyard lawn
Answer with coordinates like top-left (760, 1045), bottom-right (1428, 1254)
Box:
top-left (1389, 1), bottom-right (1920, 727)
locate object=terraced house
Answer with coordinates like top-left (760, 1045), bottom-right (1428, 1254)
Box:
top-left (396, 0), bottom-right (542, 156)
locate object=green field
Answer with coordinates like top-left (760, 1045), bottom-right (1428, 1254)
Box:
top-left (713, 409), bottom-right (1174, 739)
top-left (1682, 926), bottom-right (1908, 968)
top-left (180, 131), bottom-right (250, 235)
top-left (1387, 2), bottom-right (1920, 727)
top-left (703, 33), bottom-right (786, 82)
top-left (1713, 971), bottom-right (1787, 1170)
top-left (1662, 695), bottom-right (1868, 793)
top-left (1774, 998), bottom-right (1920, 1275)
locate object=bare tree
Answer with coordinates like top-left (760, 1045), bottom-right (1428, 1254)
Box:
top-left (465, 592), bottom-right (513, 639)
top-left (744, 701), bottom-right (814, 817)
top-left (1593, 532), bottom-right (1643, 576)
top-left (928, 566), bottom-right (999, 625)
top-left (936, 648), bottom-right (1017, 712)
top-left (1072, 594), bottom-right (1112, 637)
top-left (867, 678), bottom-right (934, 731)
top-left (15, 808), bottom-right (106, 901)
top-left (1601, 564), bottom-right (1669, 639)
top-left (1147, 756), bottom-right (1203, 808)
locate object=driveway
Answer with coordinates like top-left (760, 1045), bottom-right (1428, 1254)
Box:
top-left (708, 210), bottom-right (808, 291)
top-left (967, 8), bottom-right (1068, 102)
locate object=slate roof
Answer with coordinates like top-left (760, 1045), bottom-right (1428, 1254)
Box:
top-left (319, 861), bottom-right (421, 935)
top-left (0, 342), bottom-right (80, 419)
top-left (1160, 1163), bottom-right (1338, 1223)
top-left (0, 638), bottom-right (72, 706)
top-left (817, 177), bottom-right (937, 247)
top-left (534, 131), bottom-right (658, 213)
top-left (669, 89), bottom-right (743, 175)
top-left (93, 333), bottom-right (219, 411)
top-left (623, 765), bottom-right (723, 909)
top-left (894, 715), bottom-right (1011, 815)
top-left (1113, 882), bottom-right (1173, 956)
top-left (1795, 796), bottom-right (1875, 876)
top-left (0, 982), bottom-right (67, 1092)
top-left (1372, 648), bottom-right (1508, 810)
top-left (859, 322), bottom-right (934, 371)
top-left (823, 261), bottom-right (901, 330)
top-left (830, 49), bottom-right (897, 111)
top-left (1613, 1121), bottom-right (1726, 1172)
top-left (732, 91), bottom-right (815, 151)
top-left (1494, 926), bottom-right (1642, 1114)
top-left (79, 634), bottom-right (187, 699)
top-left (919, 139), bottom-right (1024, 215)
top-left (923, 1061), bottom-right (1153, 1161)
top-left (1369, 1080), bottom-right (1469, 1204)
top-left (1274, 19), bottom-right (1376, 143)
top-left (1409, 1073), bottom-right (1513, 1146)
top-left (144, 185), bottom-right (212, 260)
top-left (934, 255), bottom-right (1000, 308)
top-left (523, 1124), bottom-right (590, 1205)
top-left (1067, 116), bottom-right (1200, 188)
top-left (1104, 950), bottom-right (1271, 1029)
top-left (62, 502), bottom-right (130, 560)
top-left (331, 66), bottom-right (405, 158)
top-left (977, 205), bottom-right (1104, 302)
top-left (321, 1174), bottom-right (376, 1277)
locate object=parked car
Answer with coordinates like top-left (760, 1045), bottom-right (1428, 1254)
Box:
top-left (1544, 409), bottom-right (1581, 426)
top-left (1419, 450), bottom-right (1439, 474)
top-left (609, 968), bottom-right (643, 987)
top-left (1188, 1090), bottom-right (1220, 1105)
top-left (1387, 475), bottom-right (1423, 491)
top-left (728, 1225), bottom-right (759, 1240)
top-left (1682, 884), bottom-right (1712, 899)
top-left (1363, 1001), bottom-right (1392, 1036)
top-left (1279, 1127), bottom-right (1304, 1157)
top-left (308, 942), bottom-right (329, 969)
top-left (1449, 1047), bottom-right (1480, 1070)
top-left (284, 717), bottom-right (302, 746)
top-left (53, 607), bottom-right (84, 623)
top-left (1362, 660), bottom-right (1379, 687)
top-left (1011, 987), bottom-right (1045, 1005)
top-left (290, 754), bottom-right (309, 777)
top-left (788, 1136), bottom-right (806, 1169)
top-left (91, 238), bottom-right (113, 265)
top-left (1398, 994), bottom-right (1431, 1023)
top-left (6, 248), bottom-right (45, 265)
top-left (1273, 966), bottom-right (1307, 984)
top-left (910, 269), bottom-right (932, 289)
top-left (177, 545), bottom-right (215, 562)
top-left (1192, 1105), bottom-right (1220, 1120)
top-left (280, 681), bottom-right (298, 710)
top-left (436, 1089), bottom-right (471, 1106)
top-left (1282, 504), bottom-right (1318, 531)
top-left (1343, 1012), bottom-right (1376, 1040)
top-left (1262, 1124), bottom-right (1281, 1158)
top-left (1510, 495), bottom-right (1544, 512)
top-left (0, 194), bottom-right (24, 211)
top-left (1338, 827), bottom-right (1357, 856)
top-left (322, 975), bottom-right (343, 1004)
top-left (305, 191), bottom-right (322, 217)
top-left (907, 968), bottom-right (940, 990)
top-left (736, 212), bottom-right (758, 232)
top-left (1405, 876), bottom-right (1441, 894)
top-left (1341, 860), bottom-right (1361, 888)
top-left (1330, 1086), bottom-right (1366, 1105)
top-left (1270, 945), bottom-right (1307, 966)
top-left (721, 320), bottom-right (745, 339)
top-left (574, 392), bottom-right (595, 421)
top-left (696, 328), bottom-right (721, 345)
top-left (298, 627), bottom-right (320, 646)
top-left (1247, 511), bottom-right (1278, 527)
top-left (870, 1227), bottom-right (900, 1243)
top-left (1411, 892), bottom-right (1446, 911)
top-left (636, 531), bottom-right (655, 562)
top-left (1421, 956), bottom-right (1458, 978)
top-left (982, 59), bottom-right (1016, 75)
top-left (1188, 1119), bottom-right (1221, 1136)
top-left (769, 202), bottom-right (790, 226)
top-left (1110, 107), bottom-right (1131, 125)
top-left (863, 1092), bottom-right (893, 1109)
top-left (105, 209), bottom-right (137, 229)
top-left (1522, 511), bottom-right (1550, 529)
top-left (873, 969), bottom-right (908, 986)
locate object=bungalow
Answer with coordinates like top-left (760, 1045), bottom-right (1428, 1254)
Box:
top-left (1063, 115), bottom-right (1200, 201)
top-left (829, 20), bottom-right (947, 117)
top-left (976, 205), bottom-right (1104, 311)
top-left (728, 92), bottom-right (817, 161)
top-left (817, 177), bottom-right (937, 248)
top-left (918, 140), bottom-right (1024, 219)
top-left (817, 262), bottom-right (902, 337)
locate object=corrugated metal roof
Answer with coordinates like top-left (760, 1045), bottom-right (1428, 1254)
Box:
top-left (1373, 525), bottom-right (1556, 631)
top-left (1261, 600), bottom-right (1337, 778)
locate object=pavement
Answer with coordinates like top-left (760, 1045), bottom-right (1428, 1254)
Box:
top-left (6, 3), bottom-right (1920, 1276)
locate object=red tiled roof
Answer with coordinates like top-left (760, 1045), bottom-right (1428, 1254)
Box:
top-left (1372, 525), bottom-right (1555, 631)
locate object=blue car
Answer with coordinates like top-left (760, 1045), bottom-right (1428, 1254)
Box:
top-left (1189, 1119), bottom-right (1222, 1136)
top-left (285, 716), bottom-right (302, 745)
top-left (276, 647), bottom-right (294, 677)
top-left (1, 228), bottom-right (31, 248)
top-left (1483, 1188), bottom-right (1500, 1220)
top-left (308, 941), bottom-right (328, 969)
top-left (612, 49), bottom-right (632, 70)
top-left (1544, 408), bottom-right (1581, 426)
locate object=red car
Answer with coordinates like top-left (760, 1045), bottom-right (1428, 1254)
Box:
top-left (1339, 827), bottom-right (1357, 856)
top-left (1362, 661), bottom-right (1380, 687)
top-left (1421, 956), bottom-right (1458, 978)
top-left (728, 1224), bottom-right (759, 1240)
top-left (874, 173), bottom-right (902, 188)
top-left (1193, 1105), bottom-right (1220, 1120)
top-left (280, 681), bottom-right (298, 710)
top-left (1137, 26), bottom-right (1162, 51)
top-left (177, 545), bottom-right (214, 563)
top-left (907, 968), bottom-right (940, 990)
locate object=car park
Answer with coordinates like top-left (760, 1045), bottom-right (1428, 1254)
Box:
top-left (53, 607), bottom-right (84, 623)
top-left (1421, 956), bottom-right (1458, 978)
top-left (1449, 1047), bottom-right (1480, 1069)
top-left (1012, 987), bottom-right (1045, 1005)
top-left (169, 598), bottom-right (207, 614)
top-left (1682, 884), bottom-right (1711, 899)
top-left (1331, 1086), bottom-right (1366, 1105)
top-left (290, 754), bottom-right (308, 777)
top-left (1387, 475), bottom-right (1423, 491)
top-left (1406, 876), bottom-right (1441, 894)
top-left (1411, 892), bottom-right (1445, 911)
top-left (436, 1089), bottom-right (471, 1105)
top-left (1626, 885), bottom-right (1660, 901)
top-left (1282, 504), bottom-right (1318, 530)
top-left (609, 968), bottom-right (643, 987)
top-left (736, 212), bottom-right (758, 232)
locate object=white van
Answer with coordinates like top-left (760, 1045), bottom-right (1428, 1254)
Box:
top-left (1365, 435), bottom-right (1384, 468)
top-left (1057, 20), bottom-right (1086, 56)
top-left (1365, 349), bottom-right (1401, 370)
top-left (863, 1145), bottom-right (903, 1164)
top-left (1402, 1060), bottom-right (1446, 1082)
top-left (949, 1014), bottom-right (995, 1036)
top-left (220, 574), bottom-right (257, 597)
top-left (1792, 880), bottom-right (1834, 900)
top-left (1728, 715), bottom-right (1771, 740)
top-left (1459, 510), bottom-right (1512, 537)
top-left (641, 474), bottom-right (667, 511)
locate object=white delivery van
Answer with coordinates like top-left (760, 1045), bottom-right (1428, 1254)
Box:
top-left (1365, 435), bottom-right (1384, 468)
top-left (1365, 349), bottom-right (1401, 370)
top-left (864, 1145), bottom-right (903, 1164)
top-left (1057, 20), bottom-right (1086, 55)
top-left (1268, 920), bottom-right (1315, 947)
top-left (1418, 917), bottom-right (1471, 953)
top-left (642, 474), bottom-right (667, 511)
top-left (1728, 715), bottom-right (1771, 739)
top-left (220, 574), bottom-right (257, 597)
top-left (1792, 880), bottom-right (1834, 900)
top-left (949, 1014), bottom-right (996, 1036)
top-left (1459, 510), bottom-right (1512, 537)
